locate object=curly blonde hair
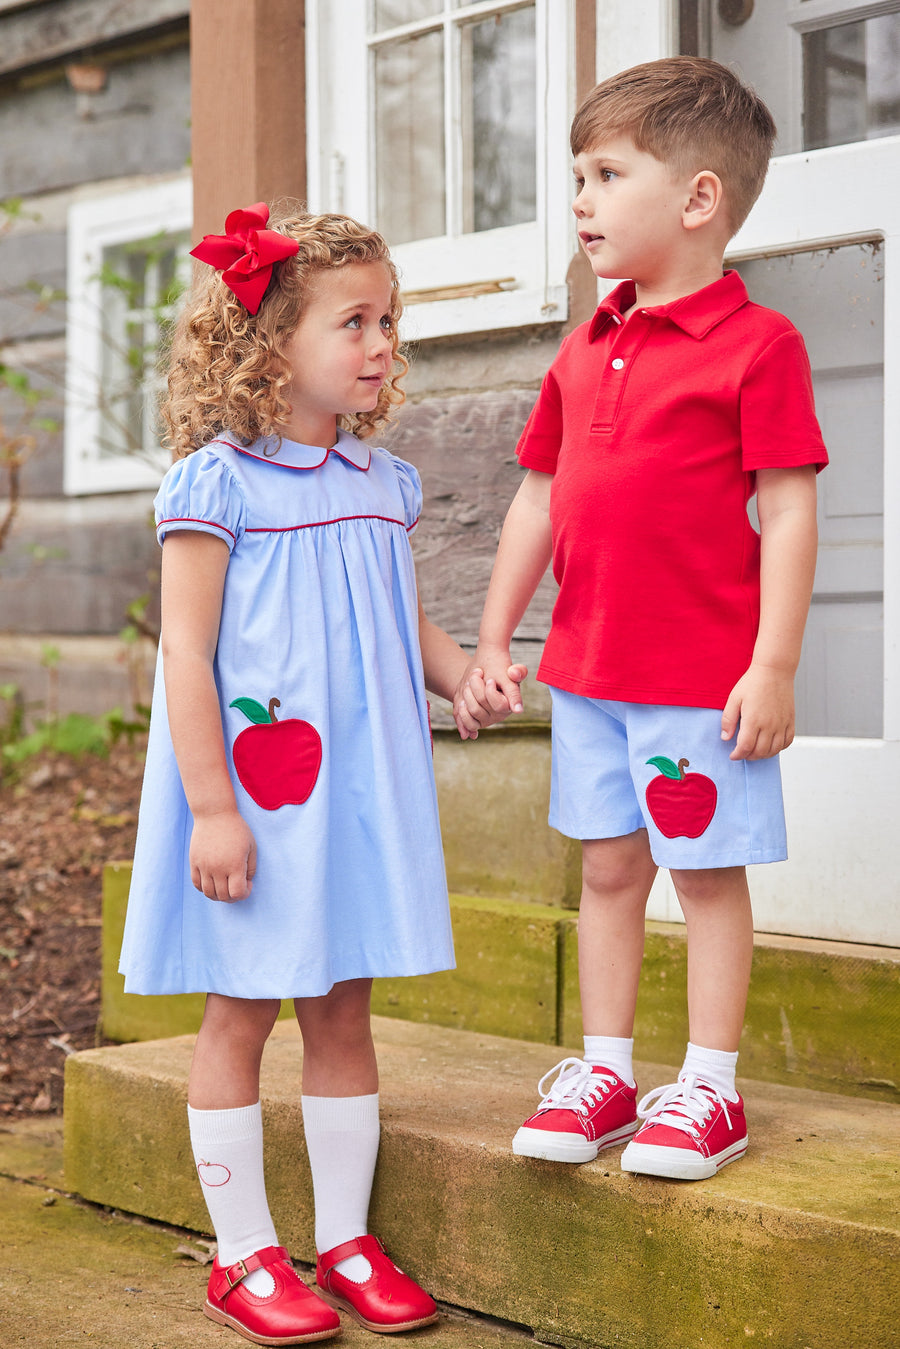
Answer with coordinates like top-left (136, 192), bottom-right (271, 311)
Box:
top-left (162, 205), bottom-right (407, 457)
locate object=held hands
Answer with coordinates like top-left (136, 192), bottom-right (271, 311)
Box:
top-left (189, 808), bottom-right (257, 902)
top-left (453, 648), bottom-right (528, 740)
top-left (721, 663), bottom-right (796, 761)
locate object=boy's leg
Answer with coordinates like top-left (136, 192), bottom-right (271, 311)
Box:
top-left (512, 830), bottom-right (654, 1163)
top-left (621, 866), bottom-right (753, 1180)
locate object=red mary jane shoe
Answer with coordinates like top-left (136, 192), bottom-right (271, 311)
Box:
top-left (316, 1235), bottom-right (439, 1334)
top-left (205, 1244), bottom-right (341, 1345)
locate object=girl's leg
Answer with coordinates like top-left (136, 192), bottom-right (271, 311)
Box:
top-left (295, 979), bottom-right (378, 1279)
top-left (579, 830), bottom-right (658, 1081)
top-left (188, 995), bottom-right (281, 1294)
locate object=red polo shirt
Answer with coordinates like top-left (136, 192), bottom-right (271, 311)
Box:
top-left (517, 271), bottom-right (828, 709)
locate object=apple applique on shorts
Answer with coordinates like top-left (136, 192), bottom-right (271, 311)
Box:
top-left (645, 756), bottom-right (717, 839)
top-left (229, 695), bottom-right (322, 811)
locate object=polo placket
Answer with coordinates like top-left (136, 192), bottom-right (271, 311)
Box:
top-left (589, 313), bottom-right (654, 432)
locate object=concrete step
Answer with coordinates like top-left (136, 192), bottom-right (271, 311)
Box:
top-left (102, 865), bottom-right (900, 1103)
top-left (64, 1016), bottom-right (899, 1349)
top-left (1, 1117), bottom-right (540, 1349)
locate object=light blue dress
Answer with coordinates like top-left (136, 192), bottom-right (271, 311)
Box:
top-left (119, 431), bottom-right (455, 999)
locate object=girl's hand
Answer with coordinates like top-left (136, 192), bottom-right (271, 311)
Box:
top-left (453, 651), bottom-right (528, 739)
top-left (189, 810), bottom-right (257, 902)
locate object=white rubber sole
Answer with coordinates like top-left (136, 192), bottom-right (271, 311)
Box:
top-left (512, 1118), bottom-right (639, 1163)
top-left (620, 1135), bottom-right (748, 1180)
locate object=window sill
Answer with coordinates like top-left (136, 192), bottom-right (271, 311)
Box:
top-left (399, 284), bottom-right (568, 341)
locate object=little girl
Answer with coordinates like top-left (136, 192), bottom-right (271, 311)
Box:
top-left (119, 202), bottom-right (521, 1345)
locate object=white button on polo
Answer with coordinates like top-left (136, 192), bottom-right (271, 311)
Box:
top-left (612, 358), bottom-right (625, 370)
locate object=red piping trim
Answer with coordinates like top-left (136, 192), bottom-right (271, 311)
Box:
top-left (158, 516), bottom-right (237, 543)
top-left (216, 437), bottom-right (371, 472)
top-left (245, 513), bottom-right (408, 534)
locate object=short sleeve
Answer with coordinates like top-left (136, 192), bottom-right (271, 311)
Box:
top-left (516, 364), bottom-right (563, 472)
top-left (740, 329), bottom-right (829, 472)
top-left (154, 449), bottom-right (247, 552)
top-left (388, 454), bottom-right (424, 534)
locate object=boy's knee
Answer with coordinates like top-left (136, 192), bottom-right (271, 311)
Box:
top-left (581, 830), bottom-right (655, 899)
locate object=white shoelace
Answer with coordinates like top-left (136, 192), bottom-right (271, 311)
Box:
top-left (534, 1057), bottom-right (619, 1115)
top-left (635, 1073), bottom-right (734, 1139)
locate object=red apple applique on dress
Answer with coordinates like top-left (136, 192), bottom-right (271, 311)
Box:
top-left (645, 756), bottom-right (717, 839)
top-left (229, 696), bottom-right (322, 811)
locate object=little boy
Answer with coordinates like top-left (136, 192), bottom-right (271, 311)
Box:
top-left (454, 56), bottom-right (827, 1180)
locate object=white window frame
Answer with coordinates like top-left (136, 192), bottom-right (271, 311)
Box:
top-left (305, 0), bottom-right (576, 340)
top-left (64, 176), bottom-right (192, 495)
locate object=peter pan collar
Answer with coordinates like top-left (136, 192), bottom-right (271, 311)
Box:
top-left (217, 429), bottom-right (371, 471)
top-left (588, 270), bottom-right (749, 342)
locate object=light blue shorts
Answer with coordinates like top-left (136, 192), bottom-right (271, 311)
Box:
top-left (548, 688), bottom-right (787, 869)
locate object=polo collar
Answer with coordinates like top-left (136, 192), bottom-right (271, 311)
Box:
top-left (220, 429), bottom-right (371, 471)
top-left (588, 270), bottom-right (749, 342)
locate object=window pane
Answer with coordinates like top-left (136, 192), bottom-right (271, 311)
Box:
top-left (732, 243), bottom-right (884, 738)
top-left (461, 5), bottom-right (536, 233)
top-left (374, 31), bottom-right (445, 243)
top-left (373, 1), bottom-right (442, 32)
top-left (99, 234), bottom-right (188, 461)
top-left (804, 13), bottom-right (900, 150)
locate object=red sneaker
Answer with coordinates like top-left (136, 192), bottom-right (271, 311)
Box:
top-left (512, 1057), bottom-right (639, 1162)
top-left (316, 1234), bottom-right (439, 1334)
top-left (204, 1244), bottom-right (341, 1345)
top-left (621, 1074), bottom-right (748, 1180)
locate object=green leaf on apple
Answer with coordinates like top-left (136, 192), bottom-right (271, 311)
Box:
top-left (230, 697), bottom-right (271, 725)
top-left (646, 755), bottom-right (683, 780)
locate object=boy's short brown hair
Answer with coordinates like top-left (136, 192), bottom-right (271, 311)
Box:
top-left (571, 56), bottom-right (776, 234)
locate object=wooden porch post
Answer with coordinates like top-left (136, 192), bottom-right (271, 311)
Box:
top-left (190, 0), bottom-right (307, 242)
top-left (565, 0), bottom-right (599, 333)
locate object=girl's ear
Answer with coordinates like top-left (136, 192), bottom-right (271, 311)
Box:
top-left (683, 169), bottom-right (724, 231)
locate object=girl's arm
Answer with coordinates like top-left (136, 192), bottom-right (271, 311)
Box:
top-left (160, 530), bottom-right (257, 901)
top-left (417, 595), bottom-right (520, 738)
top-left (721, 464), bottom-right (819, 760)
top-left (452, 469), bottom-right (553, 736)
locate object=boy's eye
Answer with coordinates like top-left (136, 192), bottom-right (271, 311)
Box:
top-left (600, 168), bottom-right (617, 183)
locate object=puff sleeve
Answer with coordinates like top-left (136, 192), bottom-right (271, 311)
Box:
top-left (154, 449), bottom-right (247, 552)
top-left (389, 454), bottom-right (424, 535)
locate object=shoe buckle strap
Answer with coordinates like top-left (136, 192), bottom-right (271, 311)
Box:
top-left (318, 1233), bottom-right (384, 1278)
top-left (211, 1245), bottom-right (288, 1302)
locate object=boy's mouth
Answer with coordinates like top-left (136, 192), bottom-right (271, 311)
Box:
top-left (579, 230), bottom-right (604, 246)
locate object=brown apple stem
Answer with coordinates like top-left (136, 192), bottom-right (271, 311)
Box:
top-left (268, 697), bottom-right (281, 723)
top-left (677, 758), bottom-right (690, 779)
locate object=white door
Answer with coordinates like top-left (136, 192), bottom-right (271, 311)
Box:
top-left (596, 0), bottom-right (900, 944)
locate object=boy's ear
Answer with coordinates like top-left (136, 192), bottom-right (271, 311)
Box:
top-left (682, 170), bottom-right (725, 231)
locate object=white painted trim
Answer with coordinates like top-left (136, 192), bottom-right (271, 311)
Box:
top-left (64, 176), bottom-right (192, 496)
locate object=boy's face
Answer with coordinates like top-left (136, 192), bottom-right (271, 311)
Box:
top-left (573, 135), bottom-right (691, 284)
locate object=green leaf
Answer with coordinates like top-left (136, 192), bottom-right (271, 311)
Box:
top-left (229, 697), bottom-right (271, 725)
top-left (646, 755), bottom-right (682, 780)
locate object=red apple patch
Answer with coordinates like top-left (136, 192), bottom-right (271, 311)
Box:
top-left (645, 756), bottom-right (717, 839)
top-left (197, 1159), bottom-right (231, 1187)
top-left (230, 695), bottom-right (322, 811)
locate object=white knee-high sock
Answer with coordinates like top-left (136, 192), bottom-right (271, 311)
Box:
top-left (301, 1093), bottom-right (380, 1284)
top-left (187, 1102), bottom-right (278, 1296)
top-left (583, 1035), bottom-right (635, 1087)
top-left (680, 1042), bottom-right (739, 1101)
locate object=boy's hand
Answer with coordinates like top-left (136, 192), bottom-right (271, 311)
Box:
top-left (721, 663), bottom-right (796, 760)
top-left (453, 649), bottom-right (528, 740)
top-left (189, 809), bottom-right (257, 901)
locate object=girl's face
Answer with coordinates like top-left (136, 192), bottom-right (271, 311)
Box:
top-left (281, 260), bottom-right (395, 447)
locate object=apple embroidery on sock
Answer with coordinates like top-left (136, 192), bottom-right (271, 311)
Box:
top-left (196, 1159), bottom-right (232, 1187)
top-left (645, 756), bottom-right (717, 838)
top-left (230, 695), bottom-right (322, 810)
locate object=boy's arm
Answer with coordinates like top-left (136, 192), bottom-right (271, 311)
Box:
top-left (721, 465), bottom-right (818, 760)
top-left (453, 469), bottom-right (553, 737)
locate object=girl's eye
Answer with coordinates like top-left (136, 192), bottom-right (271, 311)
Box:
top-left (380, 315), bottom-right (392, 331)
top-left (345, 315), bottom-right (362, 329)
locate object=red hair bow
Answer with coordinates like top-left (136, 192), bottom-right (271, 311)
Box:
top-left (190, 202), bottom-right (299, 314)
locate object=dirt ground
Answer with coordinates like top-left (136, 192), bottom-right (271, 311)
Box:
top-left (0, 739), bottom-right (145, 1116)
